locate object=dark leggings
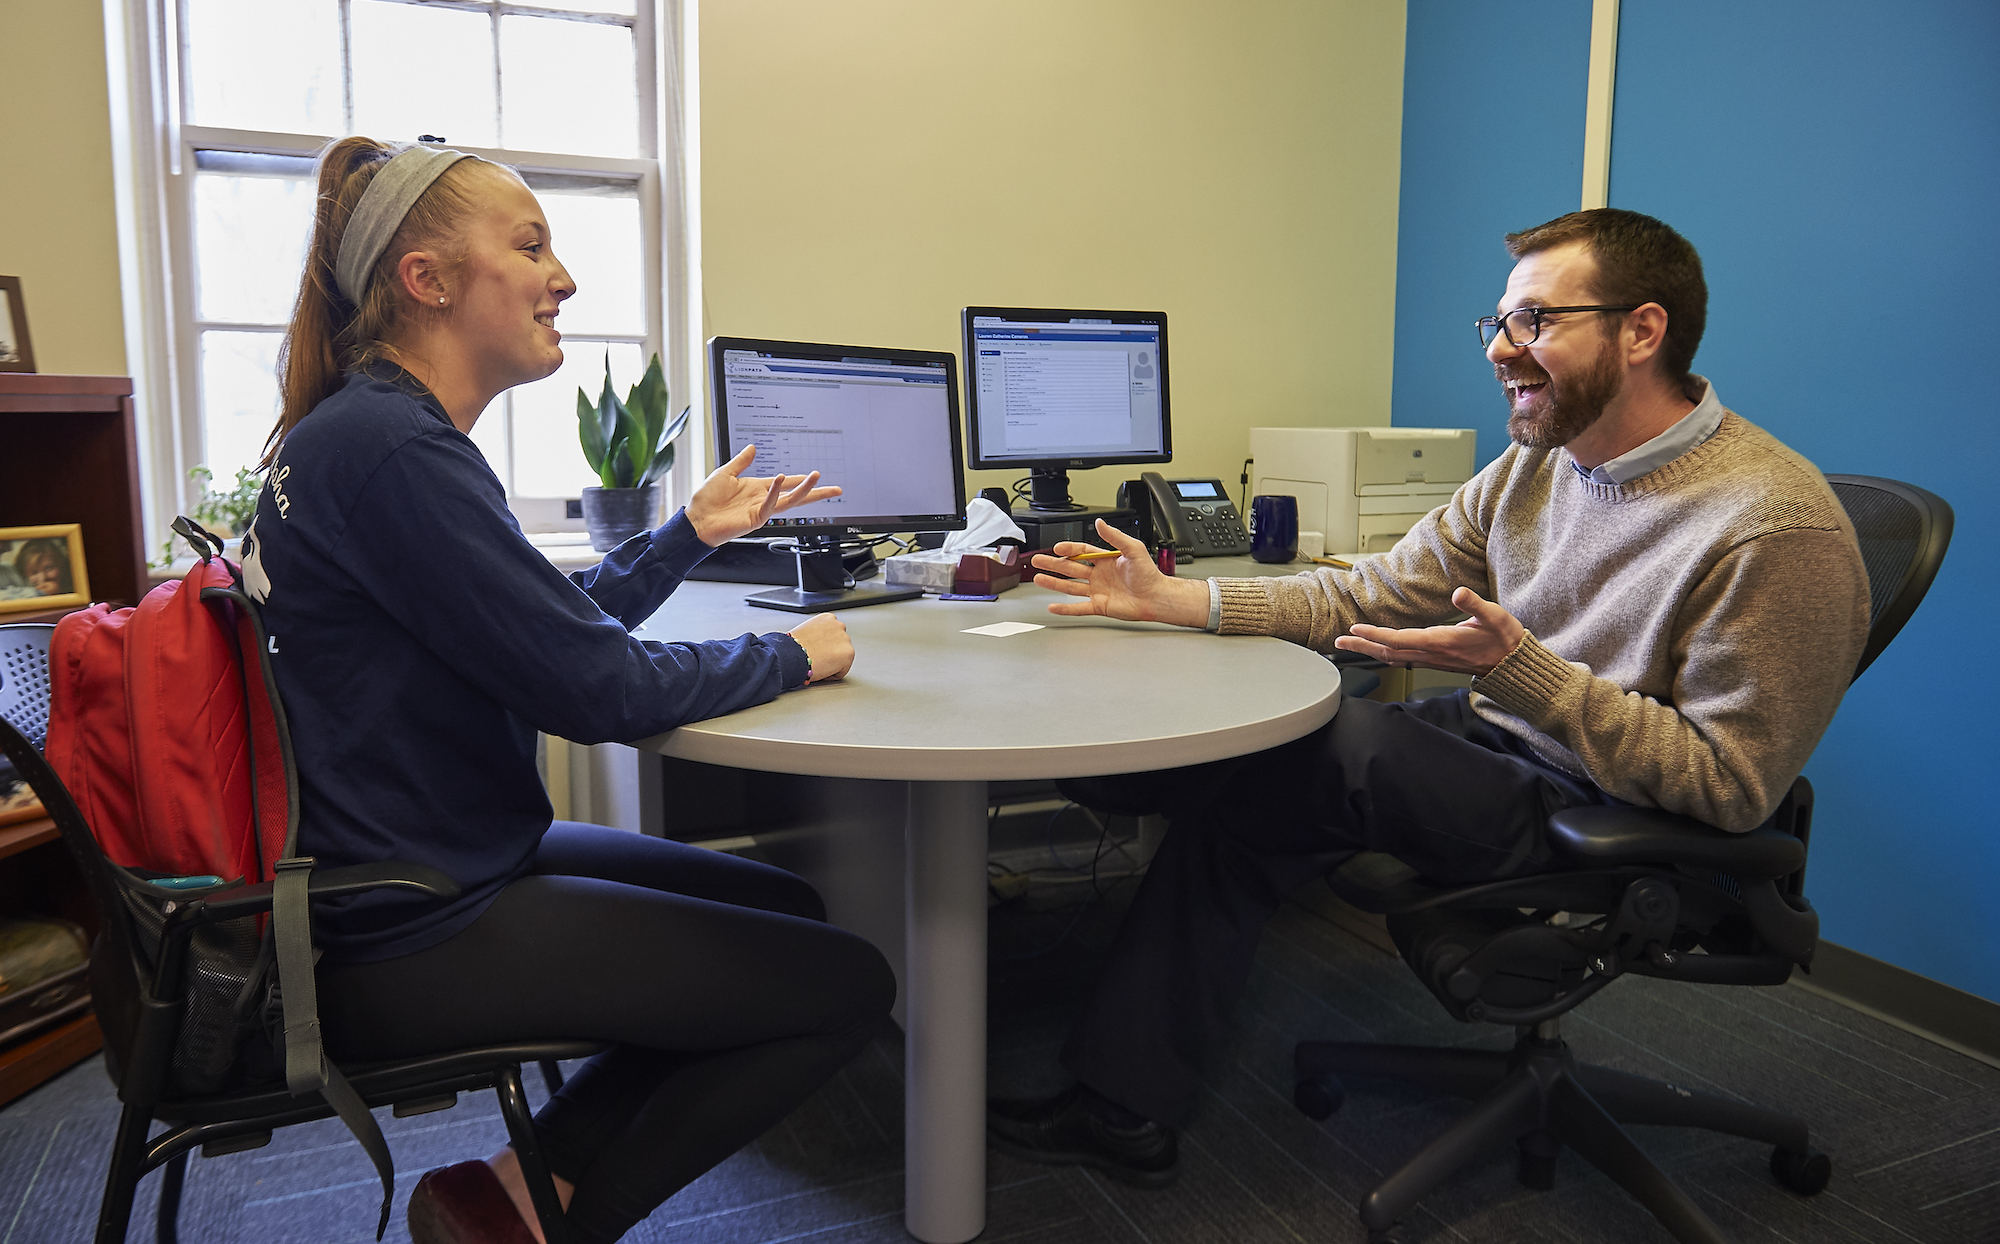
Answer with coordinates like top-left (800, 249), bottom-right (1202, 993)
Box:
top-left (317, 822), bottom-right (898, 1244)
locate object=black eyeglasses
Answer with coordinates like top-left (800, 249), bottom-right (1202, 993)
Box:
top-left (1475, 305), bottom-right (1641, 349)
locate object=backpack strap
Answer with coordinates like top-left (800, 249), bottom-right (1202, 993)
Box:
top-left (273, 855), bottom-right (395, 1239)
top-left (273, 857), bottom-right (324, 1093)
top-left (321, 1060), bottom-right (399, 1240)
top-left (171, 515), bottom-right (227, 564)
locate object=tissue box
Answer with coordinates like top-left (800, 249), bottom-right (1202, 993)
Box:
top-left (884, 547), bottom-right (1023, 595)
top-left (884, 548), bottom-right (961, 593)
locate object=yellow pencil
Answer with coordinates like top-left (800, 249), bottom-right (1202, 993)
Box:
top-left (1067, 549), bottom-right (1123, 561)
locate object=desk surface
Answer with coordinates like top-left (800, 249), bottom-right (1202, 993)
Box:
top-left (631, 559), bottom-right (1339, 781)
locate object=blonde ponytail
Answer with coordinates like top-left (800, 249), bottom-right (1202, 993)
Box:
top-left (265, 137), bottom-right (490, 468)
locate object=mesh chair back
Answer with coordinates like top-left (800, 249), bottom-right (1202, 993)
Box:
top-left (1826, 476), bottom-right (1953, 680)
top-left (0, 624), bottom-right (55, 749)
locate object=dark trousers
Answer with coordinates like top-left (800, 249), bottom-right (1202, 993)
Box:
top-left (1059, 690), bottom-right (1618, 1126)
top-left (318, 822), bottom-right (897, 1244)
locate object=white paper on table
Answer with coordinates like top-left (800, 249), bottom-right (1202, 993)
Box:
top-left (961, 621), bottom-right (1044, 638)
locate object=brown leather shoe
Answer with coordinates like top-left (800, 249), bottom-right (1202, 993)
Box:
top-left (406, 1160), bottom-right (539, 1244)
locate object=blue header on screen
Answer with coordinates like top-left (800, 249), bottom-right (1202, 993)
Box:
top-left (970, 331), bottom-right (1159, 342)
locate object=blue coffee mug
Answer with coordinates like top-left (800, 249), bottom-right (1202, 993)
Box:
top-left (1250, 494), bottom-right (1298, 563)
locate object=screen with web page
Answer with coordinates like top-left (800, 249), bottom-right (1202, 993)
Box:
top-left (711, 340), bottom-right (965, 535)
top-left (962, 308), bottom-right (1170, 469)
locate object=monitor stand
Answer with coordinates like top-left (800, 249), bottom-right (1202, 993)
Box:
top-left (1026, 467), bottom-right (1084, 513)
top-left (744, 538), bottom-right (922, 614)
top-left (1014, 467), bottom-right (1136, 551)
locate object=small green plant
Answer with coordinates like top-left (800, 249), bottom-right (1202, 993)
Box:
top-left (189, 465), bottom-right (262, 535)
top-left (577, 353), bottom-right (689, 490)
top-left (155, 465), bottom-right (263, 566)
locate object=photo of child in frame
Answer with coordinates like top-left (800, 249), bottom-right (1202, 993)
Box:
top-left (0, 526), bottom-right (88, 613)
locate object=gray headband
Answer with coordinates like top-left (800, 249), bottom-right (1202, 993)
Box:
top-left (333, 145), bottom-right (474, 305)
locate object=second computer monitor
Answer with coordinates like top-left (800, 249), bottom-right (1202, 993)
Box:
top-left (962, 307), bottom-right (1171, 510)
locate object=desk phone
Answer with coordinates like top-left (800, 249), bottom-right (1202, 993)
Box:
top-left (1131, 472), bottom-right (1252, 557)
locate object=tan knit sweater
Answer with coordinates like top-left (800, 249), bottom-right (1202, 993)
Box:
top-left (1215, 412), bottom-right (1869, 831)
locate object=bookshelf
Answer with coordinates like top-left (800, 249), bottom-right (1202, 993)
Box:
top-left (0, 373), bottom-right (137, 1100)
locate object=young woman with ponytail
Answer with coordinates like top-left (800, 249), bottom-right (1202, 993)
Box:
top-left (242, 137), bottom-right (895, 1244)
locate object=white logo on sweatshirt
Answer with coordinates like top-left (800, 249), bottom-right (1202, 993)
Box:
top-left (240, 518), bottom-right (272, 603)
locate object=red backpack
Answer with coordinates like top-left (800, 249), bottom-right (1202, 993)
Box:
top-left (46, 526), bottom-right (288, 887)
top-left (45, 517), bottom-right (397, 1238)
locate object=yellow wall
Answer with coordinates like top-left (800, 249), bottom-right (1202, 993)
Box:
top-left (0, 0), bottom-right (126, 377)
top-left (701, 0), bottom-right (1406, 507)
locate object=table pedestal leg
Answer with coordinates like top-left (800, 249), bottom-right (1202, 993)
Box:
top-left (903, 780), bottom-right (988, 1244)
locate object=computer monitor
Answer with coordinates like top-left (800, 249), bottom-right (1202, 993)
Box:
top-left (961, 307), bottom-right (1172, 511)
top-left (708, 336), bottom-right (967, 612)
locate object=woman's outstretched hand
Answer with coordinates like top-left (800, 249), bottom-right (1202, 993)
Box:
top-left (1031, 519), bottom-right (1210, 627)
top-left (688, 444), bottom-right (842, 546)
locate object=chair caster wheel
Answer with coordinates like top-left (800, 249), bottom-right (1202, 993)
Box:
top-left (1517, 1150), bottom-right (1556, 1191)
top-left (1293, 1074), bottom-right (1344, 1120)
top-left (1771, 1146), bottom-right (1831, 1195)
top-left (1366, 1224), bottom-right (1414, 1244)
top-left (1517, 1129), bottom-right (1559, 1190)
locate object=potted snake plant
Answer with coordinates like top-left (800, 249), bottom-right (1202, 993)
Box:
top-left (576, 353), bottom-right (690, 551)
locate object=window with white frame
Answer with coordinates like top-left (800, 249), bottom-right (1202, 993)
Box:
top-left (164, 0), bottom-right (666, 512)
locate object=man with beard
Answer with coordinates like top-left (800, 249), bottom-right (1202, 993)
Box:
top-left (986, 208), bottom-right (1871, 1186)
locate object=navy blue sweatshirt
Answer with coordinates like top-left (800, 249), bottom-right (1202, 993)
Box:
top-left (241, 366), bottom-right (808, 961)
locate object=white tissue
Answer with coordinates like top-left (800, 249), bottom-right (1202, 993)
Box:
top-left (941, 497), bottom-right (1026, 552)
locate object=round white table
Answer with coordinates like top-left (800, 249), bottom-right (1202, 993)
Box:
top-left (631, 570), bottom-right (1340, 1242)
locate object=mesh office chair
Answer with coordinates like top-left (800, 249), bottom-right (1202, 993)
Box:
top-left (0, 621), bottom-right (599, 1244)
top-left (1291, 475), bottom-right (1954, 1244)
top-left (0, 624), bottom-right (53, 751)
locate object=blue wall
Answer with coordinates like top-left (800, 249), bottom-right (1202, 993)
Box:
top-left (1393, 1), bottom-right (2000, 1002)
top-left (1610, 0), bottom-right (2000, 1001)
top-left (1389, 0), bottom-right (1593, 463)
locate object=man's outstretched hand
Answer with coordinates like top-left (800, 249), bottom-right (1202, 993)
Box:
top-left (1333, 586), bottom-right (1526, 676)
top-left (1031, 520), bottom-right (1210, 628)
top-left (687, 443), bottom-right (842, 546)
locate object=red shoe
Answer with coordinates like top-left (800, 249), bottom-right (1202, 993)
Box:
top-left (406, 1160), bottom-right (540, 1244)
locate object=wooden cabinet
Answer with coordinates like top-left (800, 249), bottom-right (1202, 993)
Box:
top-left (0, 374), bottom-right (137, 1101)
top-left (0, 819), bottom-right (100, 1107)
top-left (0, 374), bottom-right (149, 620)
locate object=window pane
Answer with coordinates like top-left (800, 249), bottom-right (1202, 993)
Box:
top-left (186, 0), bottom-right (342, 134)
top-left (351, 1), bottom-right (497, 147)
top-left (516, 0), bottom-right (637, 16)
top-left (537, 189), bottom-right (646, 337)
top-left (500, 15), bottom-right (638, 158)
top-left (200, 331), bottom-right (284, 484)
top-left (193, 164), bottom-right (315, 324)
top-left (510, 342), bottom-right (646, 497)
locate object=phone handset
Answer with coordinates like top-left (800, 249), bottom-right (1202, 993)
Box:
top-left (1140, 471), bottom-right (1201, 549)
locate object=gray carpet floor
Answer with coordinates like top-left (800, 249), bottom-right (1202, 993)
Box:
top-left (3, 869), bottom-right (1995, 1243)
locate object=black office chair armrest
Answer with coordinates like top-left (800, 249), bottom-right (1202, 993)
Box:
top-left (192, 861), bottom-right (461, 922)
top-left (1548, 806), bottom-right (1804, 880)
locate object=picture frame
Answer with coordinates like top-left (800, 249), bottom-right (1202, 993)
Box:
top-left (0, 525), bottom-right (90, 615)
top-left (0, 276), bottom-right (34, 374)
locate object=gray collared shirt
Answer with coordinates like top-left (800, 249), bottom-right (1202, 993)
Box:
top-left (1571, 374), bottom-right (1724, 485)
top-left (1203, 375), bottom-right (1727, 631)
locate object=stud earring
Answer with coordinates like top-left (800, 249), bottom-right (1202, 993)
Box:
top-left (437, 297), bottom-right (445, 305)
